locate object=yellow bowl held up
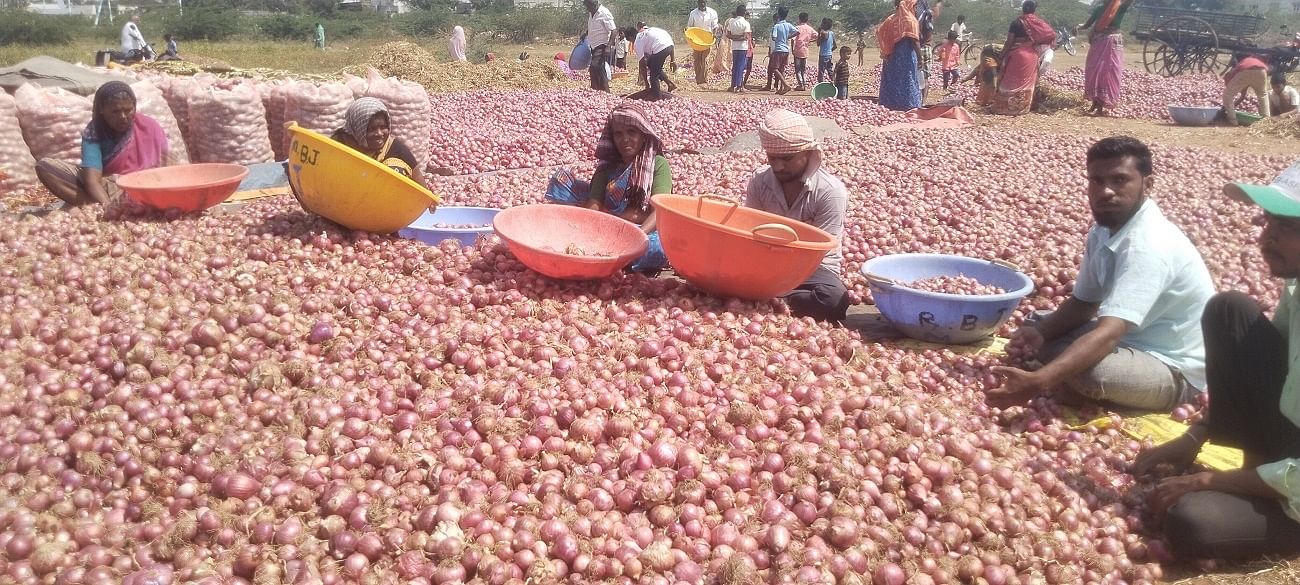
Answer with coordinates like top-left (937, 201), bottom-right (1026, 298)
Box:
top-left (685, 27), bottom-right (715, 52)
top-left (284, 122), bottom-right (440, 233)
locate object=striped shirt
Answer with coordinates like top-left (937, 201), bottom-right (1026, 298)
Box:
top-left (834, 59), bottom-right (850, 84)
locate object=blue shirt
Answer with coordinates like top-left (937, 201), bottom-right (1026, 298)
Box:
top-left (820, 30), bottom-right (834, 57)
top-left (80, 135), bottom-right (119, 171)
top-left (771, 21), bottom-right (796, 53)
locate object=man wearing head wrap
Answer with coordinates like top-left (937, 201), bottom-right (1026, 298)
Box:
top-left (744, 109), bottom-right (850, 322)
top-left (1132, 159), bottom-right (1300, 562)
top-left (35, 81), bottom-right (170, 208)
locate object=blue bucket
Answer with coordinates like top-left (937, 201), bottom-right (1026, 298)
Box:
top-left (399, 206), bottom-right (501, 247)
top-left (569, 39), bottom-right (592, 71)
top-left (861, 253), bottom-right (1034, 345)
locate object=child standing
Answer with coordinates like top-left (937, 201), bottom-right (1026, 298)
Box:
top-left (856, 33), bottom-right (866, 66)
top-left (937, 30), bottom-right (961, 90)
top-left (615, 29), bottom-right (629, 69)
top-left (834, 45), bottom-right (852, 99)
top-left (817, 18), bottom-right (835, 83)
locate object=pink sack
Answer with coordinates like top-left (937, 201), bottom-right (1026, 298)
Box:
top-left (14, 84), bottom-right (91, 164)
top-left (131, 79), bottom-right (190, 165)
top-left (363, 68), bottom-right (431, 171)
top-left (281, 80), bottom-right (352, 156)
top-left (186, 81), bottom-right (274, 165)
top-left (0, 91), bottom-right (38, 191)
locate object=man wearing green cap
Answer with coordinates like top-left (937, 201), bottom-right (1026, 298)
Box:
top-left (1134, 160), bottom-right (1300, 560)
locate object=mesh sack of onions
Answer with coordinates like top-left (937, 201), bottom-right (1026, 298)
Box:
top-left (158, 74), bottom-right (216, 157)
top-left (186, 81), bottom-right (274, 165)
top-left (254, 81), bottom-right (289, 161)
top-left (362, 68), bottom-right (432, 170)
top-left (13, 84), bottom-right (90, 164)
top-left (343, 73), bottom-right (368, 98)
top-left (0, 91), bottom-right (38, 191)
top-left (130, 79), bottom-right (190, 165)
top-left (281, 80), bottom-right (353, 157)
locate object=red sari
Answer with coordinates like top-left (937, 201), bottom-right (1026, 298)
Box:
top-left (994, 40), bottom-right (1038, 115)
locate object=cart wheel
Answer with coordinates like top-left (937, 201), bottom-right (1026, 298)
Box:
top-left (1142, 16), bottom-right (1219, 77)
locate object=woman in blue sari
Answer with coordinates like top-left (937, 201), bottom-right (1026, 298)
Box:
top-left (876, 0), bottom-right (922, 111)
top-left (546, 103), bottom-right (671, 273)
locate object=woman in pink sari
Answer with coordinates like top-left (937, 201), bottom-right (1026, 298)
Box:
top-left (992, 18), bottom-right (1039, 115)
top-left (35, 81), bottom-right (169, 207)
top-left (1078, 0), bottom-right (1133, 115)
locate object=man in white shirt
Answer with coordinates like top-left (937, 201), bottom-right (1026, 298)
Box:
top-left (724, 5), bottom-right (752, 93)
top-left (627, 26), bottom-right (678, 99)
top-left (120, 15), bottom-right (148, 60)
top-left (1133, 160), bottom-right (1300, 561)
top-left (583, 0), bottom-right (617, 92)
top-left (950, 15), bottom-right (969, 43)
top-left (990, 137), bottom-right (1215, 411)
top-left (687, 0), bottom-right (719, 84)
top-left (1271, 72), bottom-right (1300, 117)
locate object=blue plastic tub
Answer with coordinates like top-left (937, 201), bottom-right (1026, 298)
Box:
top-left (399, 206), bottom-right (501, 247)
top-left (569, 39), bottom-right (592, 71)
top-left (861, 253), bottom-right (1034, 345)
top-left (1168, 105), bottom-right (1220, 127)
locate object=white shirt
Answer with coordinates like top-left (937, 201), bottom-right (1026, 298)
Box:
top-left (688, 7), bottom-right (719, 33)
top-left (725, 17), bottom-right (751, 52)
top-left (1071, 199), bottom-right (1215, 389)
top-left (615, 38), bottom-right (629, 58)
top-left (587, 5), bottom-right (616, 49)
top-left (1272, 85), bottom-right (1300, 113)
top-left (121, 22), bottom-right (146, 53)
top-left (634, 27), bottom-right (675, 58)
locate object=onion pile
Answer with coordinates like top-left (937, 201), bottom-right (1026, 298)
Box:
top-left (909, 275), bottom-right (1006, 296)
top-left (0, 119), bottom-right (1291, 585)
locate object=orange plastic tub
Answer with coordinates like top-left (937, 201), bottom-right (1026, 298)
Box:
top-left (115, 163), bottom-right (249, 213)
top-left (493, 204), bottom-right (648, 280)
top-left (651, 194), bottom-right (836, 300)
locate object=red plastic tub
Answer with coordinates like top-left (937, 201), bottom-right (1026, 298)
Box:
top-left (115, 163), bottom-right (248, 213)
top-left (651, 194), bottom-right (836, 300)
top-left (493, 204), bottom-right (648, 280)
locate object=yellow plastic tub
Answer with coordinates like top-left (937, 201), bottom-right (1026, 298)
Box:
top-left (685, 27), bottom-right (715, 52)
top-left (284, 122), bottom-right (440, 233)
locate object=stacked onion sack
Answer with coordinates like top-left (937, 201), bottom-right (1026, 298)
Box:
top-left (0, 91), bottom-right (38, 190)
top-left (361, 68), bottom-right (433, 172)
top-left (185, 80), bottom-right (274, 166)
top-left (130, 79), bottom-right (190, 165)
top-left (279, 80), bottom-right (353, 158)
top-left (13, 84), bottom-right (90, 165)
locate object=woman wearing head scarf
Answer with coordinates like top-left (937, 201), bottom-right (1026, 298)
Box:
top-left (876, 0), bottom-right (922, 111)
top-left (329, 97), bottom-right (429, 189)
top-left (545, 103), bottom-right (672, 273)
top-left (34, 81), bottom-right (170, 207)
top-left (449, 26), bottom-right (468, 62)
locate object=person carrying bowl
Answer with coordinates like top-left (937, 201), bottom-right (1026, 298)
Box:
top-left (989, 137), bottom-right (1214, 411)
top-left (34, 81), bottom-right (171, 209)
top-left (544, 103), bottom-right (670, 274)
top-left (743, 109), bottom-right (850, 323)
top-left (329, 98), bottom-right (431, 190)
top-left (1131, 160), bottom-right (1300, 561)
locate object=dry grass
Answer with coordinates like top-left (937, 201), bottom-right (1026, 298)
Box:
top-left (1163, 558), bottom-right (1300, 584)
